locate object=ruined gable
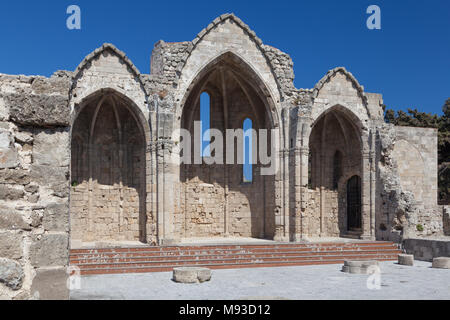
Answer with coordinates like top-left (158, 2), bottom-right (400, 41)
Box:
top-left (70, 44), bottom-right (149, 122)
top-left (312, 68), bottom-right (370, 124)
top-left (175, 14), bottom-right (282, 107)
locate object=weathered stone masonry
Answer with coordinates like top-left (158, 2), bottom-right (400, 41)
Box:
top-left (0, 13), bottom-right (446, 299)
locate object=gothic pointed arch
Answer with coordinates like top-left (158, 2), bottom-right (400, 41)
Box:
top-left (178, 48), bottom-right (278, 240)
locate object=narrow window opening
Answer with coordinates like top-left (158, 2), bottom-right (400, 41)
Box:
top-left (200, 92), bottom-right (211, 158)
top-left (308, 149), bottom-right (313, 189)
top-left (333, 150), bottom-right (342, 189)
top-left (243, 118), bottom-right (253, 183)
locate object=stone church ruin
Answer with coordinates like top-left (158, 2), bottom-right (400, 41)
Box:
top-left (0, 14), bottom-right (448, 299)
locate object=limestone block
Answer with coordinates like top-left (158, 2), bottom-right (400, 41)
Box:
top-left (342, 260), bottom-right (379, 274)
top-left (0, 185), bottom-right (24, 201)
top-left (398, 254), bottom-right (414, 266)
top-left (0, 130), bottom-right (18, 169)
top-left (42, 202), bottom-right (69, 232)
top-left (31, 76), bottom-right (71, 96)
top-left (0, 169), bottom-right (30, 185)
top-left (6, 93), bottom-right (70, 127)
top-left (432, 257), bottom-right (450, 269)
top-left (30, 165), bottom-right (69, 191)
top-left (0, 232), bottom-right (23, 259)
top-left (14, 131), bottom-right (33, 144)
top-left (0, 97), bottom-right (9, 121)
top-left (0, 258), bottom-right (24, 290)
top-left (29, 234), bottom-right (69, 268)
top-left (30, 267), bottom-right (69, 300)
top-left (172, 267), bottom-right (212, 284)
top-left (0, 207), bottom-right (29, 230)
top-left (33, 129), bottom-right (70, 167)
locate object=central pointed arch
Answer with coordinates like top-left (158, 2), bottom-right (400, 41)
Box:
top-left (178, 51), bottom-right (279, 240)
top-left (177, 51), bottom-right (280, 132)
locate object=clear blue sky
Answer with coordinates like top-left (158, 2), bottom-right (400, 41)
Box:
top-left (0, 0), bottom-right (448, 114)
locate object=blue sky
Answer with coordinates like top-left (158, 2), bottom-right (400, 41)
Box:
top-left (0, 0), bottom-right (448, 114)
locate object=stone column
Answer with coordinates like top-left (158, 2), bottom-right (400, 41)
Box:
top-left (361, 150), bottom-right (372, 239)
top-left (274, 120), bottom-right (289, 242)
top-left (155, 109), bottom-right (177, 245)
top-left (299, 146), bottom-right (309, 240)
top-left (369, 131), bottom-right (377, 240)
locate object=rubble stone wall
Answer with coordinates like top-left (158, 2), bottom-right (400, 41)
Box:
top-left (0, 73), bottom-right (71, 300)
top-left (403, 238), bottom-right (450, 261)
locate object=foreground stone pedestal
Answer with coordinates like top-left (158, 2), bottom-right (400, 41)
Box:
top-left (432, 257), bottom-right (450, 269)
top-left (172, 267), bottom-right (212, 284)
top-left (342, 260), bottom-right (379, 274)
top-left (398, 254), bottom-right (414, 266)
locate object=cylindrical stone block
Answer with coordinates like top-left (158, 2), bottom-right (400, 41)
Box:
top-left (172, 267), bottom-right (212, 283)
top-left (432, 257), bottom-right (450, 269)
top-left (398, 254), bottom-right (414, 266)
top-left (342, 260), bottom-right (379, 274)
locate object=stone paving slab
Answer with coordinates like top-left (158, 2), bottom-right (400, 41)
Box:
top-left (70, 261), bottom-right (450, 300)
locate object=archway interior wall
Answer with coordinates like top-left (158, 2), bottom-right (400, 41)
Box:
top-left (70, 95), bottom-right (147, 243)
top-left (302, 108), bottom-right (363, 238)
top-left (179, 62), bottom-right (276, 240)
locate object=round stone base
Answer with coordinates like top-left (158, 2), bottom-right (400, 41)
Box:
top-left (172, 267), bottom-right (212, 284)
top-left (342, 260), bottom-right (379, 274)
top-left (432, 257), bottom-right (450, 269)
top-left (398, 254), bottom-right (414, 266)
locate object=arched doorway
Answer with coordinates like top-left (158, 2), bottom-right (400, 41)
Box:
top-left (347, 175), bottom-right (362, 231)
top-left (308, 106), bottom-right (362, 237)
top-left (179, 53), bottom-right (277, 240)
top-left (70, 91), bottom-right (147, 245)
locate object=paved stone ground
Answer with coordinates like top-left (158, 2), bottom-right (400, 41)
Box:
top-left (70, 261), bottom-right (450, 300)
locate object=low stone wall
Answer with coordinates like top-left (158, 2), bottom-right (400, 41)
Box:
top-left (403, 238), bottom-right (450, 262)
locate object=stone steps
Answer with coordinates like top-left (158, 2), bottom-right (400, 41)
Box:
top-left (70, 246), bottom-right (399, 258)
top-left (70, 250), bottom-right (401, 264)
top-left (70, 241), bottom-right (396, 255)
top-left (70, 241), bottom-right (401, 275)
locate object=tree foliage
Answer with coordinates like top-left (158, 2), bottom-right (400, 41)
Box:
top-left (384, 98), bottom-right (450, 204)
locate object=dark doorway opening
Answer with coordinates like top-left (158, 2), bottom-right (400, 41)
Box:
top-left (347, 175), bottom-right (362, 231)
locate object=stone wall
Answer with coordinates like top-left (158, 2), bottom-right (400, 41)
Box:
top-left (376, 124), bottom-right (443, 242)
top-left (301, 189), bottom-right (339, 238)
top-left (403, 238), bottom-right (450, 261)
top-left (0, 73), bottom-right (71, 299)
top-left (393, 127), bottom-right (438, 210)
top-left (392, 126), bottom-right (442, 236)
